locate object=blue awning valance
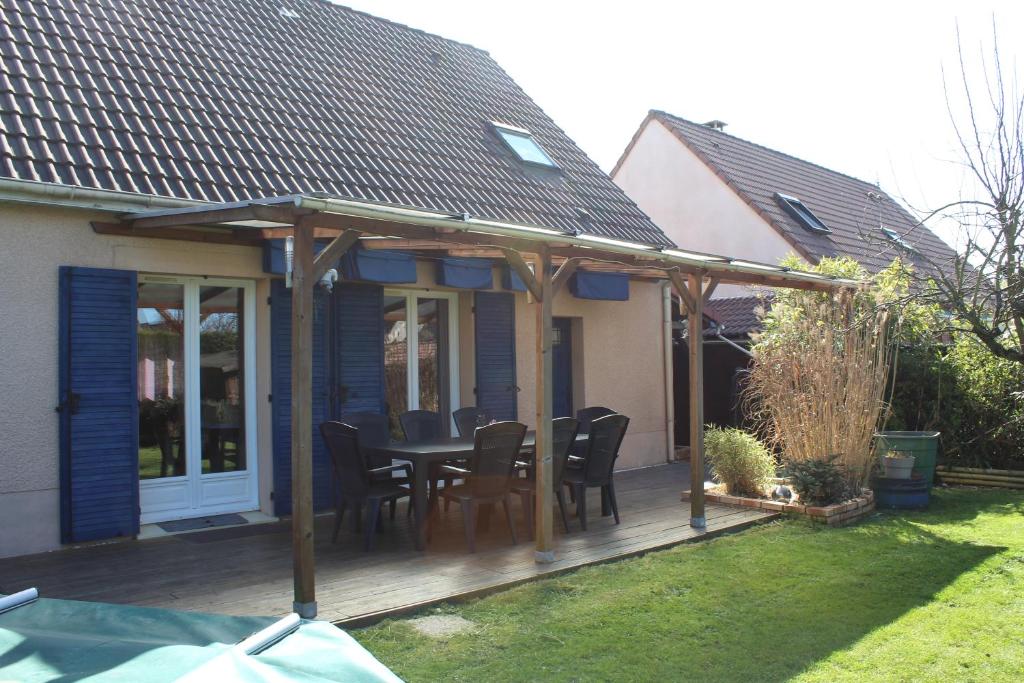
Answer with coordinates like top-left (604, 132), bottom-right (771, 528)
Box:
top-left (436, 257), bottom-right (493, 289)
top-left (569, 271), bottom-right (630, 301)
top-left (340, 246), bottom-right (417, 284)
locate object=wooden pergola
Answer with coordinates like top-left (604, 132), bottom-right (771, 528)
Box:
top-left (99, 194), bottom-right (858, 618)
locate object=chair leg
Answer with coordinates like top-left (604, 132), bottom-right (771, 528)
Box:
top-left (607, 480), bottom-right (620, 524)
top-left (407, 495), bottom-right (414, 518)
top-left (332, 500), bottom-right (345, 543)
top-left (568, 483), bottom-right (576, 504)
top-left (389, 497), bottom-right (397, 521)
top-left (352, 499), bottom-right (363, 534)
top-left (364, 498), bottom-right (382, 551)
top-left (519, 490), bottom-right (534, 540)
top-left (576, 485), bottom-right (588, 531)
top-left (503, 494), bottom-right (518, 546)
top-left (601, 486), bottom-right (611, 517)
top-left (555, 489), bottom-right (571, 533)
top-left (461, 499), bottom-right (477, 553)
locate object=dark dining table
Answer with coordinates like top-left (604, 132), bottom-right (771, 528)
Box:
top-left (364, 431), bottom-right (586, 550)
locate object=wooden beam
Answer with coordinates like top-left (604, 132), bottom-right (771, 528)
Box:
top-left (127, 205), bottom-right (275, 230)
top-left (92, 221), bottom-right (263, 246)
top-left (501, 248), bottom-right (543, 301)
top-left (290, 220), bottom-right (317, 618)
top-left (687, 272), bottom-right (706, 529)
top-left (669, 270), bottom-right (696, 313)
top-left (311, 228), bottom-right (361, 283)
top-left (551, 258), bottom-right (580, 297)
top-left (702, 276), bottom-right (720, 304)
top-left (534, 248), bottom-right (556, 563)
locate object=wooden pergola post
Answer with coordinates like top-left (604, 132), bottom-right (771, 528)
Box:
top-left (290, 218), bottom-right (317, 617)
top-left (534, 249), bottom-right (555, 562)
top-left (289, 222), bottom-right (361, 618)
top-left (686, 272), bottom-right (706, 528)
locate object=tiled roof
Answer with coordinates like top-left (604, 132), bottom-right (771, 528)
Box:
top-left (0, 1), bottom-right (671, 247)
top-left (704, 295), bottom-right (769, 338)
top-left (650, 111), bottom-right (957, 273)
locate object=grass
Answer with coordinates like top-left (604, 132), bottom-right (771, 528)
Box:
top-left (355, 488), bottom-right (1024, 682)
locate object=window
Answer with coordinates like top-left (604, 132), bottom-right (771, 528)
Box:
top-left (383, 290), bottom-right (460, 436)
top-left (775, 193), bottom-right (831, 233)
top-left (136, 276), bottom-right (258, 524)
top-left (492, 122), bottom-right (558, 168)
top-left (881, 226), bottom-right (916, 252)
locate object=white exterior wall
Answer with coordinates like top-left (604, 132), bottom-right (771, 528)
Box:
top-left (0, 203), bottom-right (273, 558)
top-left (0, 203), bottom-right (671, 558)
top-left (613, 120), bottom-right (806, 297)
top-left (514, 280), bottom-right (669, 470)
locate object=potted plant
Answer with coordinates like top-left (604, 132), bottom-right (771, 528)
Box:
top-left (882, 450), bottom-right (915, 479)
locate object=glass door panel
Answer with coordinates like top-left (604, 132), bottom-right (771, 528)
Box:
top-left (198, 286), bottom-right (246, 474)
top-left (416, 298), bottom-right (450, 418)
top-left (137, 282), bottom-right (186, 480)
top-left (383, 294), bottom-right (408, 437)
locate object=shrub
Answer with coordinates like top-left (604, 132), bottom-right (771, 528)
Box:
top-left (787, 456), bottom-right (851, 506)
top-left (888, 333), bottom-right (1024, 468)
top-left (704, 426), bottom-right (776, 497)
top-left (746, 256), bottom-right (896, 491)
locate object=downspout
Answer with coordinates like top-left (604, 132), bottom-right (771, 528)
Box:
top-left (662, 282), bottom-right (675, 463)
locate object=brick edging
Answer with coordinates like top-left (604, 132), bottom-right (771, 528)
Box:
top-left (681, 489), bottom-right (875, 527)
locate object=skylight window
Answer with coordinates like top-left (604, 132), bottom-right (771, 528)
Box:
top-left (774, 193), bottom-right (831, 234)
top-left (881, 226), bottom-right (916, 252)
top-left (492, 122), bottom-right (558, 168)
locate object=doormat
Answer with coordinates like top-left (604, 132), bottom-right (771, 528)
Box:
top-left (158, 513), bottom-right (248, 533)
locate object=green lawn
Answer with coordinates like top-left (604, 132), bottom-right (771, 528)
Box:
top-left (355, 489), bottom-right (1024, 682)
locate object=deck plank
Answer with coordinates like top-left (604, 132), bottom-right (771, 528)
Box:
top-left (0, 463), bottom-right (776, 625)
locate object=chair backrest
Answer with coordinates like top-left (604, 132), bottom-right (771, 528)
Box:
top-left (453, 406), bottom-right (493, 438)
top-left (339, 412), bottom-right (391, 468)
top-left (319, 421), bottom-right (370, 499)
top-left (467, 421), bottom-right (527, 499)
top-left (581, 414), bottom-right (629, 484)
top-left (399, 410), bottom-right (442, 442)
top-left (576, 406), bottom-right (616, 434)
top-left (550, 417), bottom-right (580, 489)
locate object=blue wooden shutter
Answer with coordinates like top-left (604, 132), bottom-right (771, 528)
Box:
top-left (58, 266), bottom-right (139, 543)
top-left (334, 283), bottom-right (385, 415)
top-left (269, 280), bottom-right (332, 516)
top-left (474, 291), bottom-right (518, 421)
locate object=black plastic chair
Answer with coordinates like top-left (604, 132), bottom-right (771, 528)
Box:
top-left (399, 409), bottom-right (459, 511)
top-left (339, 412), bottom-right (411, 520)
top-left (453, 406), bottom-right (493, 438)
top-left (512, 417), bottom-right (578, 537)
top-left (576, 406), bottom-right (616, 435)
top-left (431, 421), bottom-right (527, 552)
top-left (399, 410), bottom-right (443, 441)
top-left (569, 406), bottom-right (617, 464)
top-left (319, 421), bottom-right (412, 551)
top-left (562, 414), bottom-right (629, 530)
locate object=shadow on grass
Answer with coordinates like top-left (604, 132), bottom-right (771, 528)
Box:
top-left (358, 491), bottom-right (1011, 682)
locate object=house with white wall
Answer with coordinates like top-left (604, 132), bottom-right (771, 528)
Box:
top-left (612, 110), bottom-right (958, 434)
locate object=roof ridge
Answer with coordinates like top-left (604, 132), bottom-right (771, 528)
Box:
top-left (650, 110), bottom-right (888, 195)
top-left (312, 0), bottom-right (490, 55)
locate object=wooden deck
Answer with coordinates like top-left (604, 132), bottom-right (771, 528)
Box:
top-left (0, 464), bottom-right (775, 625)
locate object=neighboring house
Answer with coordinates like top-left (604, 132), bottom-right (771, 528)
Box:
top-left (613, 110), bottom-right (958, 436)
top-left (0, 0), bottom-right (677, 559)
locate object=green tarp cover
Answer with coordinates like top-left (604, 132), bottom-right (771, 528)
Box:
top-left (0, 597), bottom-right (401, 682)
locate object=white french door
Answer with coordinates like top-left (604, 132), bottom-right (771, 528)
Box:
top-left (136, 275), bottom-right (258, 524)
top-left (382, 290), bottom-right (460, 434)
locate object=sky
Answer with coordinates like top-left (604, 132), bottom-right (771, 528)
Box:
top-left (338, 0), bottom-right (1022, 250)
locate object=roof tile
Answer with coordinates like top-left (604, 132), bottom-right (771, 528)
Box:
top-left (0, 0), bottom-right (669, 246)
top-left (652, 111), bottom-right (956, 274)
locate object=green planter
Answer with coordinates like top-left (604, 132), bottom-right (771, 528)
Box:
top-left (875, 431), bottom-right (940, 488)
